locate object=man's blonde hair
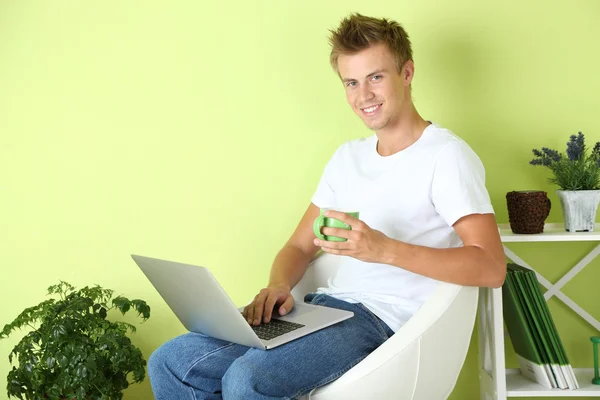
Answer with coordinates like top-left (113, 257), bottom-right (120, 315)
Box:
top-left (328, 13), bottom-right (413, 75)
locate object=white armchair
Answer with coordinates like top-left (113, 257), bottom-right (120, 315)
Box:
top-left (293, 252), bottom-right (479, 400)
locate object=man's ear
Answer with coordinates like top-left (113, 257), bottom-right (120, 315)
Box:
top-left (403, 60), bottom-right (415, 86)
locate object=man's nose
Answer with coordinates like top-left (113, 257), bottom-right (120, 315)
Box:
top-left (359, 84), bottom-right (375, 103)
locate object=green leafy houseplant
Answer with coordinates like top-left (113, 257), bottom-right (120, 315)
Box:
top-left (0, 281), bottom-right (151, 400)
top-left (530, 132), bottom-right (600, 190)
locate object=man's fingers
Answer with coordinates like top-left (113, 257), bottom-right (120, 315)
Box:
top-left (279, 296), bottom-right (295, 316)
top-left (252, 292), bottom-right (267, 326)
top-left (245, 300), bottom-right (256, 324)
top-left (325, 210), bottom-right (358, 226)
top-left (321, 227), bottom-right (351, 239)
top-left (246, 287), bottom-right (294, 325)
top-left (262, 293), bottom-right (280, 323)
top-left (315, 238), bottom-right (353, 250)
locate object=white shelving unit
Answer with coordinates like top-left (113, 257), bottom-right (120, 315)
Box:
top-left (478, 223), bottom-right (600, 399)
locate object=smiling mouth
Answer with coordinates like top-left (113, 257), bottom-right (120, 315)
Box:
top-left (360, 103), bottom-right (382, 115)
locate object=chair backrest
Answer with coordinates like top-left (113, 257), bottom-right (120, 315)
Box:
top-left (290, 252), bottom-right (341, 301)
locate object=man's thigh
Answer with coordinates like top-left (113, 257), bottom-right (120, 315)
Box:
top-left (222, 294), bottom-right (393, 399)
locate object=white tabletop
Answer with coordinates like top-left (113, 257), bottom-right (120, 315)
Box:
top-left (498, 223), bottom-right (600, 242)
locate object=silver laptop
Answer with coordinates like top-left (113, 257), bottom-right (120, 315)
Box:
top-left (131, 255), bottom-right (353, 350)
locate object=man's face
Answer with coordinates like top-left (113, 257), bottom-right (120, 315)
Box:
top-left (337, 42), bottom-right (412, 131)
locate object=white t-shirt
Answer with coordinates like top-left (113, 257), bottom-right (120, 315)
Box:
top-left (311, 122), bottom-right (494, 332)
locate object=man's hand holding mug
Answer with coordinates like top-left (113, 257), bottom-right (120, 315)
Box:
top-left (313, 209), bottom-right (391, 264)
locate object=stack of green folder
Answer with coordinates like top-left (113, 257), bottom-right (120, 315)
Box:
top-left (502, 263), bottom-right (579, 389)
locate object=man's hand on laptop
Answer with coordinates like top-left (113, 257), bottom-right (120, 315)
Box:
top-left (242, 285), bottom-right (295, 326)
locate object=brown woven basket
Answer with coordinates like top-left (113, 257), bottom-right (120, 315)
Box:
top-left (506, 190), bottom-right (551, 234)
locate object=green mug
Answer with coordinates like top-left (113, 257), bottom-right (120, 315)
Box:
top-left (313, 209), bottom-right (360, 242)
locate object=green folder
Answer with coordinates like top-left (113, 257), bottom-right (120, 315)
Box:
top-left (506, 270), bottom-right (548, 369)
top-left (507, 263), bottom-right (579, 389)
top-left (507, 266), bottom-right (557, 387)
top-left (524, 267), bottom-right (579, 389)
top-left (510, 265), bottom-right (566, 388)
top-left (503, 266), bottom-right (554, 388)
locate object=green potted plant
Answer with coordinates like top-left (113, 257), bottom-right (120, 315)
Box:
top-left (530, 131), bottom-right (600, 232)
top-left (0, 281), bottom-right (151, 400)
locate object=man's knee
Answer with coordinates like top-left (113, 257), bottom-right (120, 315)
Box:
top-left (147, 335), bottom-right (191, 379)
top-left (222, 356), bottom-right (293, 399)
top-left (147, 341), bottom-right (173, 378)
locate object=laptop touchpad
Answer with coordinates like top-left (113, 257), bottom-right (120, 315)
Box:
top-left (274, 303), bottom-right (315, 319)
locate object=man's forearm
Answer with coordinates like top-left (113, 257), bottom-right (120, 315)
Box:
top-left (382, 238), bottom-right (506, 288)
top-left (268, 246), bottom-right (313, 291)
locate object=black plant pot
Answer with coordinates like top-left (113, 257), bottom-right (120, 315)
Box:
top-left (506, 190), bottom-right (551, 234)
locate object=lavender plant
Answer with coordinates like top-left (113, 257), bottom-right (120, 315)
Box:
top-left (530, 132), bottom-right (600, 191)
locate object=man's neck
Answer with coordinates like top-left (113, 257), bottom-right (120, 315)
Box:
top-left (375, 106), bottom-right (430, 157)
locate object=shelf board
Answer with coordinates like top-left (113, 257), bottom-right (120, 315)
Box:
top-left (506, 368), bottom-right (600, 397)
top-left (499, 223), bottom-right (600, 242)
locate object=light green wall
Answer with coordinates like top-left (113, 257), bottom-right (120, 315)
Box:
top-left (1, 1), bottom-right (599, 399)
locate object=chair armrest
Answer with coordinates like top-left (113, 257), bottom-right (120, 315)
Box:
top-left (308, 341), bottom-right (421, 399)
top-left (326, 281), bottom-right (467, 384)
top-left (308, 282), bottom-right (479, 399)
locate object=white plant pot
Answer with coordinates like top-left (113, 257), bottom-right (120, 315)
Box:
top-left (556, 190), bottom-right (600, 232)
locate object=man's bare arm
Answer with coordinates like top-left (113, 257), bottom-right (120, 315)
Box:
top-left (316, 211), bottom-right (506, 288)
top-left (383, 213), bottom-right (506, 287)
top-left (243, 203), bottom-right (321, 325)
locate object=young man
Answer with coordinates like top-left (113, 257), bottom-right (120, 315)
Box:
top-left (148, 13), bottom-right (506, 399)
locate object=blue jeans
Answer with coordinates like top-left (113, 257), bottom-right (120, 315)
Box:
top-left (148, 293), bottom-right (394, 400)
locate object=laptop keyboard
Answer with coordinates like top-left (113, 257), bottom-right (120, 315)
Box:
top-left (250, 319), bottom-right (305, 341)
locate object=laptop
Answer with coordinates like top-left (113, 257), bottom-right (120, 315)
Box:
top-left (131, 254), bottom-right (354, 350)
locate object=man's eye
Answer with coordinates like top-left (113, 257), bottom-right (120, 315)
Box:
top-left (372, 75), bottom-right (382, 81)
top-left (346, 81), bottom-right (357, 87)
